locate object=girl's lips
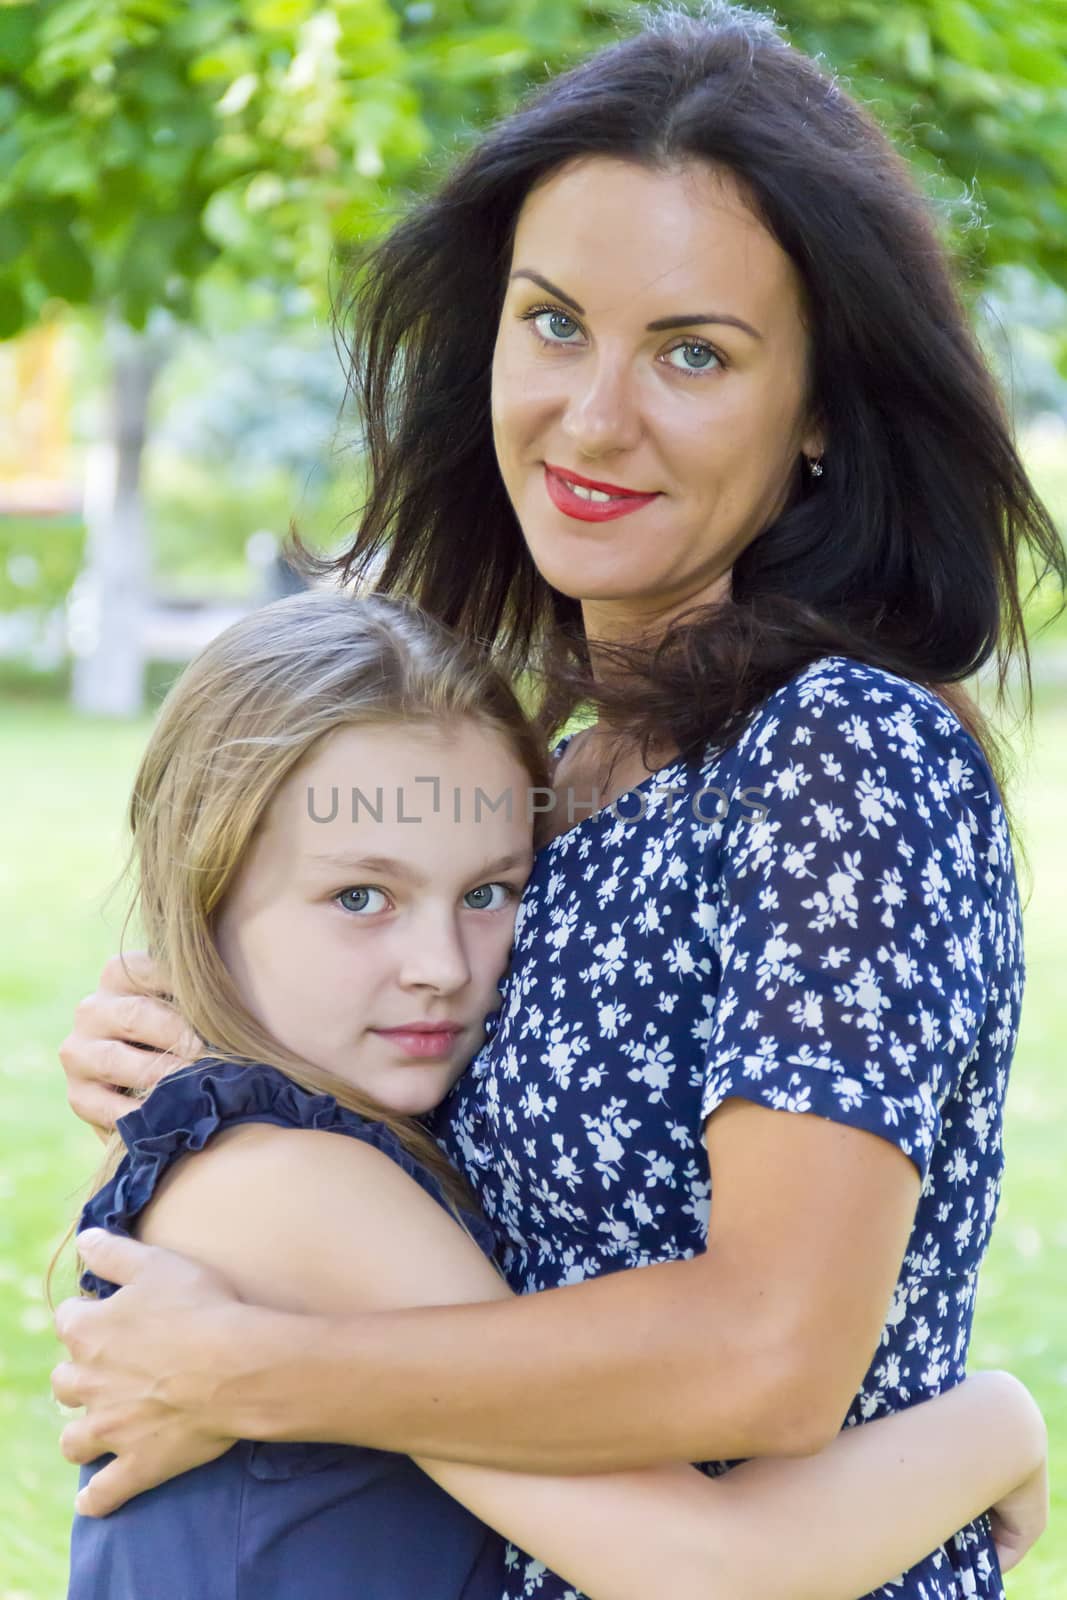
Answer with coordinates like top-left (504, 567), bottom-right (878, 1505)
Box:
top-left (373, 1027), bottom-right (463, 1061)
top-left (543, 465), bottom-right (660, 523)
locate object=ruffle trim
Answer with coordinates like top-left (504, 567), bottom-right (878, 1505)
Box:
top-left (79, 1058), bottom-right (496, 1297)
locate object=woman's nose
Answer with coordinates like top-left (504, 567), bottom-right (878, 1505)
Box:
top-left (559, 353), bottom-right (642, 457)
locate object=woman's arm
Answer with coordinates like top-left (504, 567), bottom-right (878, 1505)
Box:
top-left (60, 1099), bottom-right (923, 1485)
top-left (70, 1121), bottom-right (1045, 1600)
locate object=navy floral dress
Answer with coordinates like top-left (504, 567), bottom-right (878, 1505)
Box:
top-left (431, 655), bottom-right (1023, 1600)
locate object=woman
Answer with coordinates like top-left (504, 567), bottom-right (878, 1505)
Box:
top-left (54, 8), bottom-right (1062, 1599)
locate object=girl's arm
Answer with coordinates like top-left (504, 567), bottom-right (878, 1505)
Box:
top-left (429, 1379), bottom-right (1044, 1600)
top-left (112, 1121), bottom-right (1044, 1600)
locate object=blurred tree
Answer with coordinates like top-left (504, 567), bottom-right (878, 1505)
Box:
top-left (0, 0), bottom-right (621, 336)
top-left (774, 0), bottom-right (1067, 293)
top-left (3, 0), bottom-right (1065, 333)
top-left (0, 0), bottom-right (618, 710)
top-left (0, 0), bottom-right (1064, 708)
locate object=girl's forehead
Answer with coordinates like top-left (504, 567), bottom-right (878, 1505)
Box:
top-left (293, 719), bottom-right (517, 783)
top-left (259, 720), bottom-right (536, 874)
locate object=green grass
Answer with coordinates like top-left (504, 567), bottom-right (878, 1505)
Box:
top-left (1, 689), bottom-right (1065, 1598)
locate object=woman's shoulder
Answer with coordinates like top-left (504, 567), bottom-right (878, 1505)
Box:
top-left (755, 653), bottom-right (963, 735)
top-left (729, 653), bottom-right (997, 796)
top-left (700, 653), bottom-right (1019, 915)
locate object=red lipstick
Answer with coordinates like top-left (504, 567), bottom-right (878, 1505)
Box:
top-left (543, 463), bottom-right (660, 523)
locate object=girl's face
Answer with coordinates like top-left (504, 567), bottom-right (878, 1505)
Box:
top-left (491, 157), bottom-right (823, 639)
top-left (215, 720), bottom-right (535, 1117)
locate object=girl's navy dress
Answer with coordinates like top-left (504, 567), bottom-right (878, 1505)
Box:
top-left (68, 1059), bottom-right (506, 1600)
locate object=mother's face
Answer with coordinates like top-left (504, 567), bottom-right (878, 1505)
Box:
top-left (491, 157), bottom-right (822, 628)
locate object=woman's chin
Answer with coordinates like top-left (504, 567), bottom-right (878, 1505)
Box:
top-left (529, 549), bottom-right (650, 606)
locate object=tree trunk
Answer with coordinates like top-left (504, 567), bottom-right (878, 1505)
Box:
top-left (70, 322), bottom-right (164, 718)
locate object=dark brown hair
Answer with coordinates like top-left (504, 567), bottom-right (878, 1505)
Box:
top-left (305, 2), bottom-right (1065, 792)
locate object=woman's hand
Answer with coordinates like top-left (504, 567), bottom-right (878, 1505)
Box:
top-left (52, 1231), bottom-right (248, 1515)
top-left (59, 952), bottom-right (205, 1136)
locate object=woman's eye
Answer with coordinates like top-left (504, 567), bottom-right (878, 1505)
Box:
top-left (336, 886), bottom-right (390, 915)
top-left (665, 342), bottom-right (721, 374)
top-left (530, 309), bottom-right (582, 344)
top-left (464, 882), bottom-right (513, 911)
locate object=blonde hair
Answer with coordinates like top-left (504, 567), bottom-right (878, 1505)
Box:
top-left (55, 592), bottom-right (548, 1296)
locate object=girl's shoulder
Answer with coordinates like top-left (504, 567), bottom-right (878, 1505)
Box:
top-left (114, 1056), bottom-right (423, 1180)
top-left (79, 1060), bottom-right (494, 1297)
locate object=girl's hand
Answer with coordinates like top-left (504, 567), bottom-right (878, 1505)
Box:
top-left (52, 1231), bottom-right (244, 1516)
top-left (59, 952), bottom-right (204, 1136)
top-left (989, 1451), bottom-right (1049, 1573)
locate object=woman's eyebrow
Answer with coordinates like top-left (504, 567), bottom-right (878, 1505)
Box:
top-left (647, 311), bottom-right (762, 339)
top-left (511, 269), bottom-right (586, 314)
top-left (509, 270), bottom-right (762, 340)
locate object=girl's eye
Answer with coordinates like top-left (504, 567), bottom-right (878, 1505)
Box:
top-left (336, 886), bottom-right (390, 916)
top-left (524, 307), bottom-right (582, 345)
top-left (463, 882), bottom-right (513, 911)
top-left (665, 341), bottom-right (722, 375)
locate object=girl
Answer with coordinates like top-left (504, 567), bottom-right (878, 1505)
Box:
top-left (64, 591), bottom-right (1045, 1599)
top-left (56, 9), bottom-right (1064, 1599)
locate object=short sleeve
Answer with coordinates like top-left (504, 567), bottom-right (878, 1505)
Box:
top-left (700, 661), bottom-right (1006, 1180)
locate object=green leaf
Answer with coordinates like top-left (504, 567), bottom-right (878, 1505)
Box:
top-left (248, 0), bottom-right (314, 30)
top-left (902, 19), bottom-right (934, 83)
top-left (412, 27), bottom-right (535, 85)
top-left (0, 278), bottom-right (27, 340)
top-left (0, 3), bottom-right (38, 74)
top-left (930, 0), bottom-right (995, 69)
top-left (0, 205), bottom-right (30, 266)
top-left (14, 130), bottom-right (99, 199)
top-left (33, 223), bottom-right (94, 302)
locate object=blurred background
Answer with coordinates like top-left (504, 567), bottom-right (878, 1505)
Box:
top-left (1, 0), bottom-right (1065, 1593)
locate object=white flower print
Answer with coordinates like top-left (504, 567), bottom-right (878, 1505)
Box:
top-left (581, 1098), bottom-right (641, 1186)
top-left (788, 990), bottom-right (825, 1032)
top-left (542, 1016), bottom-right (590, 1091)
top-left (623, 1029), bottom-right (676, 1104)
top-left (597, 1000), bottom-right (631, 1039)
top-left (810, 798), bottom-right (852, 842)
top-left (803, 851), bottom-right (864, 933)
top-left (836, 957), bottom-right (891, 1033)
top-left (755, 923), bottom-right (802, 992)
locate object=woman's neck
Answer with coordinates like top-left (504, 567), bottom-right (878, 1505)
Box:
top-left (579, 573), bottom-right (732, 678)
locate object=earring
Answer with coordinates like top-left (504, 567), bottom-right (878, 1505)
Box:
top-left (808, 456), bottom-right (824, 477)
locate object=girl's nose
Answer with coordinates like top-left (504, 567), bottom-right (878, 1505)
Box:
top-left (396, 913), bottom-right (472, 994)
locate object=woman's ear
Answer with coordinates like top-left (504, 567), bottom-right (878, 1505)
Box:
top-left (801, 422), bottom-right (826, 462)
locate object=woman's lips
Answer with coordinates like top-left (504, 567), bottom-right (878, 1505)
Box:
top-left (543, 465), bottom-right (660, 523)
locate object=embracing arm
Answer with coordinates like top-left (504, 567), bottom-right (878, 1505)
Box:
top-left (215, 1101), bottom-right (923, 1469)
top-left (56, 966), bottom-right (920, 1472)
top-left (70, 1122), bottom-right (1044, 1600)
